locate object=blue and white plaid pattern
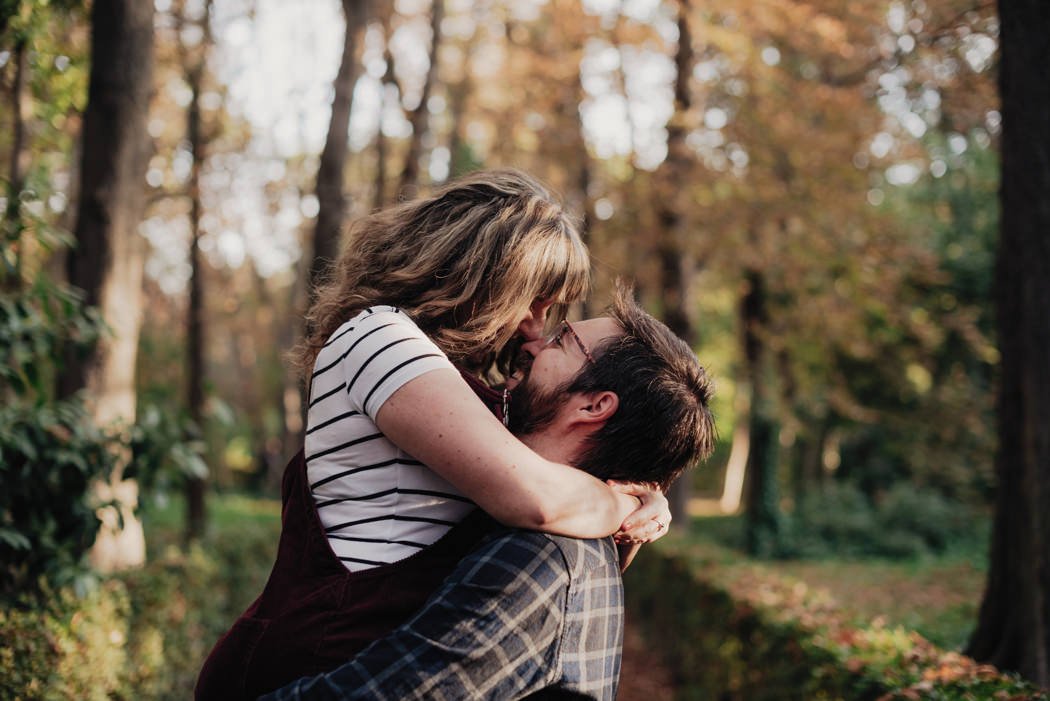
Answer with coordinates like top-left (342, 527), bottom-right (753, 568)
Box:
top-left (259, 529), bottom-right (624, 700)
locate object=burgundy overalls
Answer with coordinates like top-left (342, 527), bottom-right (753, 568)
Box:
top-left (195, 372), bottom-right (505, 700)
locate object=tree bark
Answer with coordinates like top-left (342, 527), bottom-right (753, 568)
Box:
top-left (373, 3), bottom-right (396, 211)
top-left (966, 0), bottom-right (1050, 685)
top-left (396, 0), bottom-right (444, 199)
top-left (57, 0), bottom-right (155, 572)
top-left (310, 0), bottom-right (369, 296)
top-left (719, 393), bottom-right (750, 514)
top-left (741, 268), bottom-right (781, 556)
top-left (182, 0), bottom-right (214, 543)
top-left (3, 36), bottom-right (29, 289)
top-left (654, 0), bottom-right (696, 531)
top-left (445, 4), bottom-right (481, 179)
top-left (571, 67), bottom-right (594, 318)
top-left (7, 34), bottom-right (29, 194)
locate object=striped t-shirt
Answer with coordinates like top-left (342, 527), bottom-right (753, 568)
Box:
top-left (305, 306), bottom-right (476, 571)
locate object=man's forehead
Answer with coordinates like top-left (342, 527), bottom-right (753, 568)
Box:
top-left (574, 317), bottom-right (623, 346)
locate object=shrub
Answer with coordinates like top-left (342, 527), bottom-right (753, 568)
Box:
top-left (0, 230), bottom-right (208, 600)
top-left (0, 272), bottom-right (116, 598)
top-left (0, 496), bottom-right (279, 701)
top-left (776, 482), bottom-right (980, 560)
top-left (624, 543), bottom-right (1047, 701)
top-left (874, 483), bottom-right (967, 553)
top-left (785, 482), bottom-right (881, 558)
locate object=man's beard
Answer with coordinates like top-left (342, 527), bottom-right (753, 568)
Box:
top-left (506, 370), bottom-right (571, 437)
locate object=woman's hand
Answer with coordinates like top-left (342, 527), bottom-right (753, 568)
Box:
top-left (608, 481), bottom-right (672, 544)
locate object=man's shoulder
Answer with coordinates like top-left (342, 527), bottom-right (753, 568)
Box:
top-left (475, 529), bottom-right (618, 580)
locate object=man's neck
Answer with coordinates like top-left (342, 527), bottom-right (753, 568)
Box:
top-left (519, 428), bottom-right (586, 467)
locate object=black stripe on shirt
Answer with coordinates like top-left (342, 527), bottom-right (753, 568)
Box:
top-left (345, 337), bottom-right (414, 399)
top-left (338, 555), bottom-right (390, 567)
top-left (308, 381), bottom-right (347, 409)
top-left (361, 353), bottom-right (444, 411)
top-left (305, 433), bottom-right (385, 465)
top-left (322, 324), bottom-right (355, 348)
top-left (309, 457), bottom-right (424, 490)
top-left (316, 487), bottom-right (398, 508)
top-left (314, 323), bottom-right (397, 381)
top-left (329, 534), bottom-right (430, 549)
top-left (315, 487), bottom-right (473, 509)
top-left (324, 513), bottom-right (459, 534)
top-left (305, 410), bottom-right (361, 436)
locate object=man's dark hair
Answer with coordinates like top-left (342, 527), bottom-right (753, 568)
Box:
top-left (568, 284), bottom-right (716, 490)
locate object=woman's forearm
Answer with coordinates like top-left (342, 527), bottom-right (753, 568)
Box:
top-left (375, 369), bottom-right (638, 537)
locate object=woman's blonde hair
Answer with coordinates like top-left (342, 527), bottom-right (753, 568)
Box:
top-left (295, 169), bottom-right (590, 377)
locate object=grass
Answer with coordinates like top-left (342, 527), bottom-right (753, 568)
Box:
top-left (139, 491), bottom-right (282, 553)
top-left (676, 514), bottom-right (989, 650)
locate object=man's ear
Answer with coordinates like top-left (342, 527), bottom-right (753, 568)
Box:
top-left (577, 391), bottom-right (619, 424)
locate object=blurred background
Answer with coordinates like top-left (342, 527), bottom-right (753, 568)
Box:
top-left (4, 0), bottom-right (1046, 699)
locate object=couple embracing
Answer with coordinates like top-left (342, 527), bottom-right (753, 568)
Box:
top-left (196, 169), bottom-right (716, 700)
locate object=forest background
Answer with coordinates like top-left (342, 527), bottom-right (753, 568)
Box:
top-left (2, 0), bottom-right (1048, 698)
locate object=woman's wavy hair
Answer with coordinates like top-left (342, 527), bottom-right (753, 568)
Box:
top-left (294, 169), bottom-right (590, 378)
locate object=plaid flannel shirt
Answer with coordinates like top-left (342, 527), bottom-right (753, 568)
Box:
top-left (258, 528), bottom-right (624, 700)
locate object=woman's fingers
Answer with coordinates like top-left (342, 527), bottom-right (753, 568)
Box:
top-left (609, 481), bottom-right (672, 543)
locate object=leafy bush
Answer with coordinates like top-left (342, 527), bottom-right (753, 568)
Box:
top-left (0, 266), bottom-right (117, 598)
top-left (1, 229), bottom-right (207, 600)
top-left (874, 482), bottom-right (968, 553)
top-left (775, 482), bottom-right (977, 560)
top-left (0, 495), bottom-right (280, 701)
top-left (624, 543), bottom-right (1048, 701)
top-left (786, 482), bottom-right (881, 558)
top-left (0, 399), bottom-right (116, 597)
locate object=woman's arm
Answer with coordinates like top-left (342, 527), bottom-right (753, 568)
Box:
top-left (375, 368), bottom-right (659, 539)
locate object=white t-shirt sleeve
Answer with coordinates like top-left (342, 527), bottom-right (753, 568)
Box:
top-left (340, 308), bottom-right (456, 419)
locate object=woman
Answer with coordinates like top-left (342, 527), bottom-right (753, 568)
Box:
top-left (196, 170), bottom-right (668, 699)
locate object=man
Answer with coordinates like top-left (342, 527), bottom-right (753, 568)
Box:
top-left (261, 287), bottom-right (716, 700)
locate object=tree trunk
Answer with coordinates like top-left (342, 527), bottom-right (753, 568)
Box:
top-left (741, 269), bottom-right (781, 556)
top-left (966, 0), bottom-right (1050, 685)
top-left (445, 4), bottom-right (481, 179)
top-left (654, 0), bottom-right (696, 531)
top-left (3, 36), bottom-right (29, 289)
top-left (57, 0), bottom-right (154, 572)
top-left (719, 392), bottom-right (751, 514)
top-left (396, 0), bottom-right (444, 199)
top-left (373, 4), bottom-right (396, 211)
top-left (310, 0), bottom-right (369, 296)
top-left (182, 0), bottom-right (214, 543)
top-left (571, 67), bottom-right (594, 318)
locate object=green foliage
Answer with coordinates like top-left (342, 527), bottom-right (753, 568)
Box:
top-left (0, 272), bottom-right (103, 396)
top-left (0, 399), bottom-right (115, 598)
top-left (827, 133), bottom-right (1000, 504)
top-left (0, 226), bottom-right (206, 598)
top-left (781, 482), bottom-right (978, 560)
top-left (708, 482), bottom-right (982, 562)
top-left (0, 234), bottom-right (116, 597)
top-left (624, 544), bottom-right (1047, 701)
top-left (0, 494), bottom-right (280, 701)
top-left (127, 404), bottom-right (210, 504)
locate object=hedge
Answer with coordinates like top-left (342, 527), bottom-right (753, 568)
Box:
top-left (0, 507), bottom-right (278, 701)
top-left (624, 544), bottom-right (1048, 701)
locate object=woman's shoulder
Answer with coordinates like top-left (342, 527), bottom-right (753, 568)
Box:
top-left (324, 305), bottom-right (423, 347)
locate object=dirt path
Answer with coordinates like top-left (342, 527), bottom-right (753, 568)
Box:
top-left (617, 621), bottom-right (676, 701)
